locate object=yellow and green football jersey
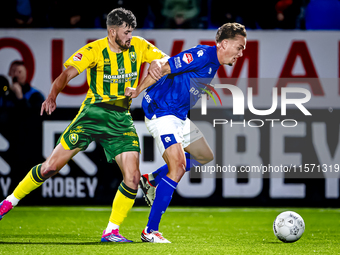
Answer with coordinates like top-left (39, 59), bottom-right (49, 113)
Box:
top-left (64, 36), bottom-right (165, 108)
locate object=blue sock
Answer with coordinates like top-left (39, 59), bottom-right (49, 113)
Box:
top-left (151, 164), bottom-right (168, 186)
top-left (152, 153), bottom-right (202, 186)
top-left (146, 176), bottom-right (178, 233)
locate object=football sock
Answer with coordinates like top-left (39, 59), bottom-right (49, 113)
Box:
top-left (108, 182), bottom-right (137, 228)
top-left (6, 194), bottom-right (20, 207)
top-left (150, 164), bottom-right (167, 186)
top-left (105, 221), bottom-right (120, 234)
top-left (152, 153), bottom-right (202, 186)
top-left (146, 176), bottom-right (178, 233)
top-left (12, 164), bottom-right (46, 202)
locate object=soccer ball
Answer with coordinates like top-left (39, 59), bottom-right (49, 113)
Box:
top-left (273, 211), bottom-right (305, 243)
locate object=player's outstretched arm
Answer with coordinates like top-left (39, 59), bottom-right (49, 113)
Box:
top-left (125, 62), bottom-right (171, 98)
top-left (148, 56), bottom-right (170, 81)
top-left (40, 66), bottom-right (79, 116)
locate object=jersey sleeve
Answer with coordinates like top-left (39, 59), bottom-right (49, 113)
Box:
top-left (168, 47), bottom-right (210, 74)
top-left (64, 42), bottom-right (97, 73)
top-left (138, 37), bottom-right (166, 64)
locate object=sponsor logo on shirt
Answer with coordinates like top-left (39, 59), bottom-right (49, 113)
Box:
top-left (189, 87), bottom-right (200, 96)
top-left (123, 132), bottom-right (138, 137)
top-left (160, 134), bottom-right (177, 149)
top-left (144, 92), bottom-right (152, 103)
top-left (73, 53), bottom-right (83, 61)
top-left (174, 57), bottom-right (182, 69)
top-left (197, 50), bottom-right (204, 57)
top-left (103, 72), bottom-right (137, 84)
top-left (70, 126), bottom-right (84, 134)
top-left (182, 53), bottom-right (193, 64)
top-left (118, 68), bottom-right (125, 74)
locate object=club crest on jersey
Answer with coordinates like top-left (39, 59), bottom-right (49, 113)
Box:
top-left (174, 57), bottom-right (182, 69)
top-left (183, 53), bottom-right (193, 64)
top-left (73, 53), bottom-right (83, 61)
top-left (129, 52), bottom-right (137, 63)
top-left (69, 133), bottom-right (79, 145)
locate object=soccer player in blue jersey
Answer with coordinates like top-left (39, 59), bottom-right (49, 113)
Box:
top-left (125, 23), bottom-right (247, 243)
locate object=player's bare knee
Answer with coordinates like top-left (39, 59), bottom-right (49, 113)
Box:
top-left (40, 162), bottom-right (59, 179)
top-left (124, 169), bottom-right (140, 187)
top-left (205, 151), bottom-right (214, 164)
top-left (195, 151), bottom-right (214, 165)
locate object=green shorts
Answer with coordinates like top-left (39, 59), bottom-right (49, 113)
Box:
top-left (57, 103), bottom-right (140, 163)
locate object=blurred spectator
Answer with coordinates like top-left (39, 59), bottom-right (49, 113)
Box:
top-left (208, 0), bottom-right (242, 28)
top-left (305, 0), bottom-right (340, 29)
top-left (0, 0), bottom-right (51, 28)
top-left (241, 0), bottom-right (278, 29)
top-left (153, 0), bottom-right (206, 28)
top-left (275, 0), bottom-right (305, 29)
top-left (92, 0), bottom-right (150, 28)
top-left (14, 0), bottom-right (33, 27)
top-left (0, 1), bottom-right (151, 28)
top-left (0, 1), bottom-right (22, 28)
top-left (0, 75), bottom-right (14, 107)
top-left (1, 0), bottom-right (339, 30)
top-left (2, 61), bottom-right (45, 108)
top-left (46, 0), bottom-right (97, 28)
top-left (0, 74), bottom-right (28, 108)
top-left (209, 0), bottom-right (278, 29)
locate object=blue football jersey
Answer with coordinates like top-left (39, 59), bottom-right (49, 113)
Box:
top-left (142, 45), bottom-right (220, 120)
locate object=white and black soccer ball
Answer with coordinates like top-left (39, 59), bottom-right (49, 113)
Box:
top-left (273, 211), bottom-right (305, 243)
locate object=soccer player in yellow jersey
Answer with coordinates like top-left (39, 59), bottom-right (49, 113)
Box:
top-left (0, 8), bottom-right (168, 243)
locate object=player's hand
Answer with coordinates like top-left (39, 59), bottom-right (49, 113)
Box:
top-left (148, 59), bottom-right (163, 81)
top-left (40, 96), bottom-right (57, 116)
top-left (125, 87), bottom-right (139, 98)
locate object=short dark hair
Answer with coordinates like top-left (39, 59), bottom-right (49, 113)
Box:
top-left (10, 60), bottom-right (25, 68)
top-left (106, 8), bottom-right (137, 29)
top-left (215, 23), bottom-right (247, 43)
top-left (8, 60), bottom-right (25, 75)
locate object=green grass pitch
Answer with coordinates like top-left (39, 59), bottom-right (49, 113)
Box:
top-left (0, 206), bottom-right (339, 254)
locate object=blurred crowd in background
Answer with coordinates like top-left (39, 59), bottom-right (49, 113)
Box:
top-left (0, 0), bottom-right (340, 30)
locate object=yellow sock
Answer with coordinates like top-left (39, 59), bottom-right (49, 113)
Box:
top-left (109, 182), bottom-right (137, 226)
top-left (13, 164), bottom-right (46, 200)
